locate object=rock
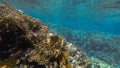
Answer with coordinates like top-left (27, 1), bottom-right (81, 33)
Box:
top-left (0, 3), bottom-right (90, 68)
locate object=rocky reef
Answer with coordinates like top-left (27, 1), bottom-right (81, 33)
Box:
top-left (0, 4), bottom-right (91, 68)
top-left (44, 22), bottom-right (120, 68)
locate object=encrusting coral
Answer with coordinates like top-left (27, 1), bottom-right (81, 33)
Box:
top-left (0, 3), bottom-right (91, 68)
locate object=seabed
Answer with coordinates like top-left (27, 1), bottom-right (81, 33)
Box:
top-left (0, 2), bottom-right (120, 68)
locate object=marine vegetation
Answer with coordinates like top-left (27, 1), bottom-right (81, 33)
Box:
top-left (0, 4), bottom-right (91, 68)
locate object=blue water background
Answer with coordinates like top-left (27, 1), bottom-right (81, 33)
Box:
top-left (2, 0), bottom-right (120, 34)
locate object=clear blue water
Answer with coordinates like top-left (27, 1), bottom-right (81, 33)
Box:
top-left (0, 0), bottom-right (120, 67)
top-left (2, 0), bottom-right (120, 34)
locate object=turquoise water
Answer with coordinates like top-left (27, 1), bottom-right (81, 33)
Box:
top-left (4, 0), bottom-right (120, 34)
top-left (0, 0), bottom-right (120, 67)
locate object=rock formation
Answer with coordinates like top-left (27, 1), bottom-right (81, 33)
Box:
top-left (0, 4), bottom-right (91, 68)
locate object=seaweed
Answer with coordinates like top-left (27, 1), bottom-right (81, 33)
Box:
top-left (0, 4), bottom-right (90, 68)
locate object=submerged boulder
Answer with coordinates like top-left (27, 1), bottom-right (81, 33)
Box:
top-left (0, 4), bottom-right (91, 68)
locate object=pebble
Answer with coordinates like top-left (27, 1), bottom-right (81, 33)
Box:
top-left (17, 9), bottom-right (24, 13)
top-left (66, 42), bottom-right (89, 68)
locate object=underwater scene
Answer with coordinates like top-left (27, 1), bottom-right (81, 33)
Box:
top-left (0, 0), bottom-right (120, 68)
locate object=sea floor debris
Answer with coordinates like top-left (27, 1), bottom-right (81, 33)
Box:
top-left (0, 4), bottom-right (91, 68)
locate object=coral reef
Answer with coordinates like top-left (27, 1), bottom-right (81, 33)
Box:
top-left (0, 4), bottom-right (90, 68)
